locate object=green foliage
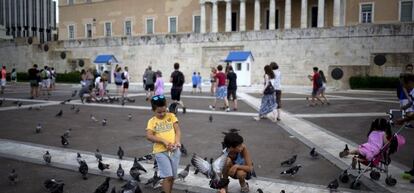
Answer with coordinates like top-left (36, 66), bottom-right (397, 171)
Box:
top-left (349, 76), bottom-right (399, 89)
top-left (14, 71), bottom-right (81, 83)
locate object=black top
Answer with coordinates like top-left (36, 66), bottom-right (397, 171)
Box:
top-left (227, 71), bottom-right (237, 90)
top-left (28, 68), bottom-right (39, 80)
top-left (170, 70), bottom-right (185, 89)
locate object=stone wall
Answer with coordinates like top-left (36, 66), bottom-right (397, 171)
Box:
top-left (0, 23), bottom-right (413, 89)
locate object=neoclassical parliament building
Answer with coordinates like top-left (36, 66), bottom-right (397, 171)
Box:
top-left (59, 0), bottom-right (413, 40)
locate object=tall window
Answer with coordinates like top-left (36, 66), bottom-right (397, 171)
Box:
top-left (125, 20), bottom-right (132, 36)
top-left (68, 0), bottom-right (74, 5)
top-left (86, 0), bottom-right (92, 3)
top-left (85, 23), bottom-right (92, 38)
top-left (68, 25), bottom-right (75, 39)
top-left (146, 18), bottom-right (154, 34)
top-left (168, 16), bottom-right (177, 33)
top-left (105, 22), bottom-right (111, 37)
top-left (400, 0), bottom-right (413, 22)
top-left (360, 3), bottom-right (373, 23)
top-left (193, 16), bottom-right (200, 33)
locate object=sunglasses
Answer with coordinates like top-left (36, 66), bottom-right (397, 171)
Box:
top-left (152, 95), bottom-right (165, 101)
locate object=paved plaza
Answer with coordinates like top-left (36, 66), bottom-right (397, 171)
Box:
top-left (0, 83), bottom-right (413, 193)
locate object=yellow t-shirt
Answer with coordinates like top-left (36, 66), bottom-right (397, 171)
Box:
top-left (146, 112), bottom-right (178, 154)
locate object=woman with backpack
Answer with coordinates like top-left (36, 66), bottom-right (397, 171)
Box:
top-left (317, 70), bottom-right (330, 105)
top-left (113, 67), bottom-right (123, 96)
top-left (254, 65), bottom-right (278, 122)
top-left (122, 66), bottom-right (130, 98)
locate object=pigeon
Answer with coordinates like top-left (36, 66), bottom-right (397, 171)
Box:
top-left (76, 152), bottom-right (83, 164)
top-left (117, 163), bottom-right (125, 180)
top-left (310, 148), bottom-right (319, 158)
top-left (129, 167), bottom-right (141, 182)
top-left (132, 157), bottom-right (147, 173)
top-left (194, 157), bottom-right (207, 175)
top-left (78, 160), bottom-right (88, 180)
top-left (28, 106), bottom-right (33, 110)
top-left (180, 144), bottom-right (188, 157)
top-left (127, 98), bottom-right (136, 103)
top-left (95, 149), bottom-right (103, 161)
top-left (280, 190), bottom-right (286, 193)
top-left (94, 177), bottom-right (110, 193)
top-left (43, 151), bottom-right (52, 164)
top-left (137, 154), bottom-right (153, 162)
top-left (8, 169), bottom-right (18, 184)
top-left (117, 146), bottom-right (124, 159)
top-left (177, 164), bottom-right (191, 181)
top-left (339, 144), bottom-right (349, 157)
top-left (327, 179), bottom-right (339, 190)
top-left (75, 107), bottom-right (80, 113)
top-left (122, 180), bottom-right (142, 193)
top-left (281, 155), bottom-right (297, 166)
top-left (12, 100), bottom-right (19, 104)
top-left (102, 119), bottom-right (107, 126)
top-left (70, 105), bottom-right (75, 110)
top-left (110, 187), bottom-right (116, 193)
top-left (63, 128), bottom-right (72, 138)
top-left (222, 128), bottom-right (240, 135)
top-left (91, 114), bottom-right (98, 122)
top-left (71, 90), bottom-right (78, 97)
top-left (280, 165), bottom-right (302, 176)
top-left (153, 159), bottom-right (158, 169)
top-left (191, 148), bottom-right (229, 185)
top-left (60, 99), bottom-right (71, 105)
top-left (209, 114), bottom-right (213, 122)
top-left (61, 135), bottom-right (69, 147)
top-left (121, 99), bottom-right (125, 106)
top-left (128, 114), bottom-right (132, 121)
top-left (56, 110), bottom-right (63, 117)
top-left (257, 189), bottom-right (264, 193)
top-left (98, 160), bottom-right (110, 172)
top-left (44, 178), bottom-right (64, 193)
top-left (17, 102), bottom-right (23, 107)
top-left (145, 171), bottom-right (161, 189)
top-left (35, 123), bottom-right (42, 133)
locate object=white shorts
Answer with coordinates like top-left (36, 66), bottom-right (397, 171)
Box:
top-left (1, 79), bottom-right (5, 86)
top-left (42, 79), bottom-right (50, 88)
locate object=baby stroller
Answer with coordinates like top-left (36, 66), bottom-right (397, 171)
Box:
top-left (338, 113), bottom-right (406, 189)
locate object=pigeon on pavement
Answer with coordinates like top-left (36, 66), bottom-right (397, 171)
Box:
top-left (71, 90), bottom-right (78, 97)
top-left (177, 164), bottom-right (191, 181)
top-left (91, 114), bottom-right (98, 122)
top-left (191, 149), bottom-right (229, 187)
top-left (102, 119), bottom-right (107, 126)
top-left (94, 177), bottom-right (110, 193)
top-left (95, 149), bottom-right (103, 161)
top-left (310, 148), bottom-right (319, 158)
top-left (56, 110), bottom-right (63, 117)
top-left (132, 157), bottom-right (147, 173)
top-left (128, 114), bottom-right (132, 121)
top-left (98, 161), bottom-right (110, 172)
top-left (117, 163), bottom-right (125, 180)
top-left (8, 169), bottom-right (18, 184)
top-left (145, 171), bottom-right (161, 189)
top-left (35, 123), bottom-right (42, 133)
top-left (43, 151), bottom-right (52, 164)
top-left (44, 178), bottom-right (64, 193)
top-left (76, 152), bottom-right (84, 164)
top-left (180, 144), bottom-right (188, 157)
top-left (327, 179), bottom-right (339, 190)
top-left (281, 155), bottom-right (297, 166)
top-left (209, 115), bottom-right (213, 123)
top-left (122, 180), bottom-right (142, 193)
top-left (257, 188), bottom-right (264, 193)
top-left (194, 157), bottom-right (207, 175)
top-left (70, 105), bottom-right (75, 110)
top-left (61, 136), bottom-right (69, 147)
top-left (117, 146), bottom-right (124, 159)
top-left (79, 160), bottom-right (88, 180)
top-left (75, 107), bottom-right (80, 113)
top-left (280, 165), bottom-right (302, 176)
top-left (63, 128), bottom-right (72, 138)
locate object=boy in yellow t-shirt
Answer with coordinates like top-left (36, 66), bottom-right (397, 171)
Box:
top-left (146, 95), bottom-right (182, 193)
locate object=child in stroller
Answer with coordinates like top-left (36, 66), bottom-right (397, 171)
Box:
top-left (338, 118), bottom-right (405, 189)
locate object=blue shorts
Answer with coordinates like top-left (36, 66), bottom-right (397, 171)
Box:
top-left (216, 86), bottom-right (227, 100)
top-left (155, 148), bottom-right (181, 178)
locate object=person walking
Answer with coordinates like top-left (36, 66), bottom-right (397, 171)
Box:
top-left (317, 70), bottom-right (330, 105)
top-left (209, 65), bottom-right (230, 112)
top-left (122, 66), bottom-right (130, 98)
top-left (210, 67), bottom-right (217, 96)
top-left (307, 67), bottom-right (323, 106)
top-left (197, 72), bottom-right (202, 93)
top-left (226, 66), bottom-right (238, 111)
top-left (28, 64), bottom-right (40, 99)
top-left (155, 70), bottom-right (165, 96)
top-left (191, 72), bottom-right (197, 94)
top-left (0, 66), bottom-right (6, 94)
top-left (270, 62), bottom-right (282, 121)
top-left (113, 67), bottom-right (123, 96)
top-left (144, 66), bottom-right (156, 101)
top-left (11, 68), bottom-right (17, 83)
top-left (170, 63), bottom-right (186, 113)
top-left (254, 65), bottom-right (277, 121)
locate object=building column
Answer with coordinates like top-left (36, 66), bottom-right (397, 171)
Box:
top-left (2, 0), bottom-right (6, 27)
top-left (333, 0), bottom-right (341, 26)
top-left (284, 0), bottom-right (291, 29)
top-left (225, 0), bottom-right (232, 32)
top-left (269, 0), bottom-right (275, 30)
top-left (254, 0), bottom-right (260, 31)
top-left (43, 0), bottom-right (47, 41)
top-left (212, 0), bottom-right (218, 32)
top-left (36, 0), bottom-right (40, 40)
top-left (28, 0), bottom-right (32, 36)
top-left (301, 0), bottom-right (307, 28)
top-left (239, 0), bottom-right (246, 31)
top-left (200, 1), bottom-right (206, 33)
top-left (317, 0), bottom-right (325, 28)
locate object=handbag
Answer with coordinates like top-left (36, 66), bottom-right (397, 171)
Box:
top-left (263, 81), bottom-right (275, 95)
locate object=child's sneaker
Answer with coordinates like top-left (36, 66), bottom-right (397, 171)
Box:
top-left (209, 105), bottom-right (215, 110)
top-left (225, 107), bottom-right (231, 112)
top-left (339, 150), bottom-right (349, 158)
top-left (241, 182), bottom-right (249, 193)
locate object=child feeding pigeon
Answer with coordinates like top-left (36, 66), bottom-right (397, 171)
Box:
top-left (146, 95), bottom-right (182, 193)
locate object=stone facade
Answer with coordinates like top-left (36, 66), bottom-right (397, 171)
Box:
top-left (0, 23), bottom-right (413, 89)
